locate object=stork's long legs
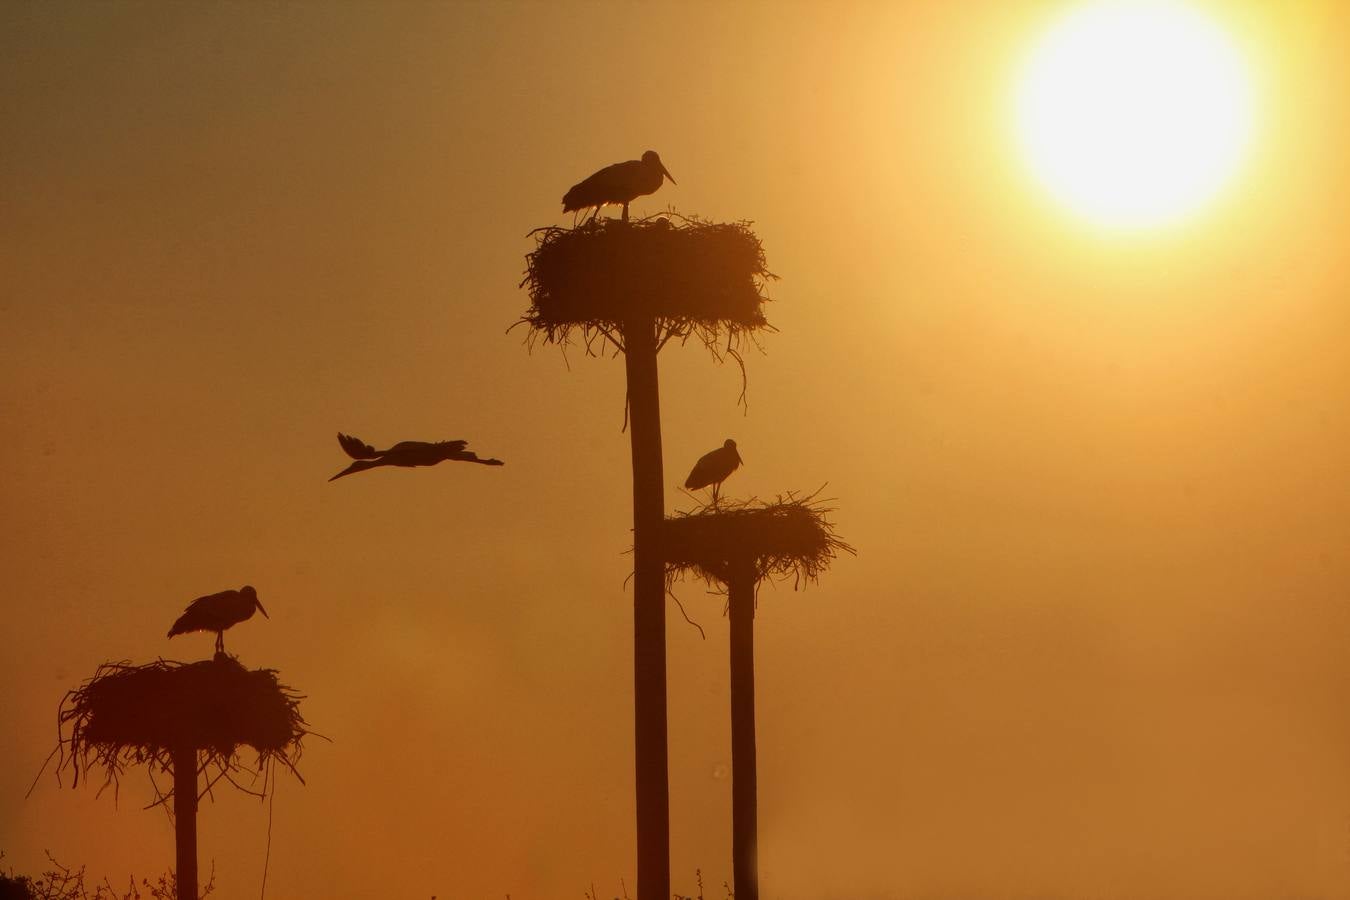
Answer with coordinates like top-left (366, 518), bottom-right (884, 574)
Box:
top-left (712, 481), bottom-right (721, 508)
top-left (214, 632), bottom-right (225, 655)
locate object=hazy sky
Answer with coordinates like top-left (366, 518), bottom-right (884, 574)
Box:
top-left (3, 2), bottom-right (1348, 897)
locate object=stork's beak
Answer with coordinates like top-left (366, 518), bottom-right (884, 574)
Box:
top-left (256, 598), bottom-right (270, 619)
top-left (661, 163), bottom-right (676, 186)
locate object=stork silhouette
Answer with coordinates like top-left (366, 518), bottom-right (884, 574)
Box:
top-left (563, 150), bottom-right (676, 222)
top-left (167, 585), bottom-right (268, 655)
top-left (328, 432), bottom-right (504, 481)
top-left (684, 439), bottom-right (742, 506)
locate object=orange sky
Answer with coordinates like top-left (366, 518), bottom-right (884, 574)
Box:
top-left (2, 2), bottom-right (1349, 897)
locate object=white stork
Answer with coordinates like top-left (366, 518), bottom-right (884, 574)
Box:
top-left (329, 432), bottom-right (505, 481)
top-left (167, 585), bottom-right (269, 655)
top-left (562, 150), bottom-right (676, 222)
top-left (684, 439), bottom-right (743, 506)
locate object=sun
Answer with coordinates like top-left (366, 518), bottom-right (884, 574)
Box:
top-left (1014, 1), bottom-right (1255, 230)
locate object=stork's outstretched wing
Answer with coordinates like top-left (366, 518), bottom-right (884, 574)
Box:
top-left (431, 440), bottom-right (504, 466)
top-left (338, 432), bottom-right (380, 460)
top-left (382, 439), bottom-right (467, 455)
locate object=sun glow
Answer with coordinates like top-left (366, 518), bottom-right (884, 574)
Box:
top-left (1015, 1), bottom-right (1255, 230)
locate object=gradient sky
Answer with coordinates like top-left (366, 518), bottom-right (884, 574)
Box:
top-left (3, 2), bottom-right (1349, 897)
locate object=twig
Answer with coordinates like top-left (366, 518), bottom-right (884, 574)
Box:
top-left (667, 586), bottom-right (707, 640)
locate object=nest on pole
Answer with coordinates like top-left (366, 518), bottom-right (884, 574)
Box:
top-left (518, 212), bottom-right (775, 358)
top-left (662, 491), bottom-right (855, 590)
top-left (55, 656), bottom-right (310, 800)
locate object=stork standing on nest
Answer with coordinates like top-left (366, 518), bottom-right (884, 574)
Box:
top-left (329, 432), bottom-right (505, 481)
top-left (562, 150), bottom-right (676, 223)
top-left (684, 439), bottom-right (743, 506)
top-left (167, 585), bottom-right (268, 655)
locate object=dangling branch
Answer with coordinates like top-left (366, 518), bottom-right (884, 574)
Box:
top-left (666, 585), bottom-right (707, 640)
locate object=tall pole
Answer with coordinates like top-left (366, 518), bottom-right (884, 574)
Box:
top-left (623, 312), bottom-right (670, 900)
top-left (728, 561), bottom-right (759, 900)
top-left (172, 745), bottom-right (198, 900)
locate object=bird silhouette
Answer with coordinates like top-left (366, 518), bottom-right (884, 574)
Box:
top-left (167, 585), bottom-right (268, 656)
top-left (329, 432), bottom-right (504, 481)
top-left (684, 439), bottom-right (743, 506)
top-left (562, 150), bottom-right (676, 222)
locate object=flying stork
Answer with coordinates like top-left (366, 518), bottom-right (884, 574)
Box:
top-left (167, 585), bottom-right (268, 655)
top-left (328, 432), bottom-right (505, 481)
top-left (684, 439), bottom-right (743, 506)
top-left (562, 150), bottom-right (676, 222)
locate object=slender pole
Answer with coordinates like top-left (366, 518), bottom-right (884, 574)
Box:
top-left (623, 315), bottom-right (669, 900)
top-left (172, 745), bottom-right (198, 900)
top-left (728, 561), bottom-right (759, 900)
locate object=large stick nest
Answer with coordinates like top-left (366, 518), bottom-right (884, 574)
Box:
top-left (663, 491), bottom-right (855, 589)
top-left (518, 213), bottom-right (775, 357)
top-left (55, 656), bottom-right (310, 798)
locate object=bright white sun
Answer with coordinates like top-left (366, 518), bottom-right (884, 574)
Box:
top-left (1015, 1), bottom-right (1255, 229)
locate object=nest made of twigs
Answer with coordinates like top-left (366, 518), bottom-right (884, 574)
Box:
top-left (57, 656), bottom-right (309, 794)
top-left (663, 491), bottom-right (854, 588)
top-left (519, 213), bottom-right (774, 355)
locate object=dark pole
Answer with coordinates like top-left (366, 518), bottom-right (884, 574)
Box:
top-left (728, 560), bottom-right (759, 900)
top-left (623, 313), bottom-right (670, 900)
top-left (172, 745), bottom-right (198, 900)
